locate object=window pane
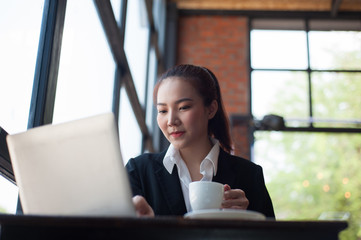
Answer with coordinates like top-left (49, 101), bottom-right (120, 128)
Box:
top-left (312, 72), bottom-right (361, 127)
top-left (124, 0), bottom-right (150, 106)
top-left (0, 176), bottom-right (18, 214)
top-left (253, 131), bottom-right (361, 239)
top-left (118, 88), bottom-right (142, 164)
top-left (251, 30), bottom-right (308, 69)
top-left (153, 0), bottom-right (166, 51)
top-left (309, 31), bottom-right (361, 70)
top-left (145, 47), bottom-right (158, 133)
top-left (0, 1), bottom-right (44, 134)
top-left (0, 0), bottom-right (44, 215)
top-left (251, 71), bottom-right (309, 126)
top-left (110, 0), bottom-right (122, 24)
top-left (53, 0), bottom-right (115, 124)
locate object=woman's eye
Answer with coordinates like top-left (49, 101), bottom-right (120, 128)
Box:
top-left (179, 105), bottom-right (190, 111)
top-left (158, 110), bottom-right (167, 114)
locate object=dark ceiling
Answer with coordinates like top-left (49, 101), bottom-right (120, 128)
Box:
top-left (170, 0), bottom-right (361, 17)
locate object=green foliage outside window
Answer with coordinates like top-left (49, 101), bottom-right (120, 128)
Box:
top-left (255, 132), bottom-right (361, 240)
top-left (253, 31), bottom-right (361, 240)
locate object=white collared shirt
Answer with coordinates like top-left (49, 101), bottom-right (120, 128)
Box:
top-left (163, 139), bottom-right (220, 212)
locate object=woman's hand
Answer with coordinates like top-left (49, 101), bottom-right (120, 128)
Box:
top-left (132, 195), bottom-right (155, 217)
top-left (222, 184), bottom-right (249, 210)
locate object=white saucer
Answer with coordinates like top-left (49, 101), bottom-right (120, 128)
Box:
top-left (184, 209), bottom-right (266, 220)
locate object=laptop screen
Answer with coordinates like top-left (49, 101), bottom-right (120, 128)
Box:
top-left (7, 113), bottom-right (135, 217)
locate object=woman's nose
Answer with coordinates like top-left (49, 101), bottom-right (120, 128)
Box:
top-left (167, 111), bottom-right (180, 126)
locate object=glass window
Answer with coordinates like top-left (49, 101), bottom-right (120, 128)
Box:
top-left (145, 47), bottom-right (157, 133)
top-left (118, 88), bottom-right (142, 164)
top-left (110, 0), bottom-right (123, 24)
top-left (153, 0), bottom-right (166, 51)
top-left (251, 71), bottom-right (309, 126)
top-left (124, 0), bottom-right (150, 106)
top-left (0, 1), bottom-right (44, 134)
top-left (253, 131), bottom-right (361, 239)
top-left (0, 0), bottom-right (44, 215)
top-left (53, 0), bottom-right (115, 124)
top-left (0, 176), bottom-right (18, 214)
top-left (251, 28), bottom-right (361, 128)
top-left (251, 30), bottom-right (308, 70)
top-left (312, 72), bottom-right (361, 127)
top-left (309, 31), bottom-right (361, 70)
top-left (251, 23), bottom-right (361, 240)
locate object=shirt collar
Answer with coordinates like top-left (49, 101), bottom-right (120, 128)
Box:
top-left (163, 139), bottom-right (220, 176)
top-left (203, 138), bottom-right (220, 176)
top-left (163, 144), bottom-right (179, 174)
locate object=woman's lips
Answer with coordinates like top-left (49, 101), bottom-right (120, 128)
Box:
top-left (170, 131), bottom-right (185, 138)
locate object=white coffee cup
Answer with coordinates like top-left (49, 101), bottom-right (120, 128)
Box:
top-left (189, 181), bottom-right (224, 211)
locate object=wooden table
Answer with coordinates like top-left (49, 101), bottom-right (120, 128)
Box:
top-left (0, 214), bottom-right (347, 240)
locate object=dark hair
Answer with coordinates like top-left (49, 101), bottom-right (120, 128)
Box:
top-left (153, 64), bottom-right (232, 153)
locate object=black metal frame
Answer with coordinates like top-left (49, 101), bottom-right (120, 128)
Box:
top-left (111, 0), bottom-right (127, 124)
top-left (249, 18), bottom-right (361, 134)
top-left (0, 127), bottom-right (13, 184)
top-left (179, 9), bottom-right (361, 20)
top-left (28, 0), bottom-right (67, 128)
top-left (93, 0), bottom-right (171, 153)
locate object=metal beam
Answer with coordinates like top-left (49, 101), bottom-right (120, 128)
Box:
top-left (93, 0), bottom-right (154, 152)
top-left (144, 0), bottom-right (165, 73)
top-left (282, 127), bottom-right (361, 133)
top-left (28, 0), bottom-right (67, 128)
top-left (331, 0), bottom-right (343, 17)
top-left (231, 115), bottom-right (361, 133)
top-left (112, 0), bottom-right (127, 124)
top-left (171, 0), bottom-right (361, 12)
top-left (0, 127), bottom-right (14, 183)
top-left (179, 9), bottom-right (361, 19)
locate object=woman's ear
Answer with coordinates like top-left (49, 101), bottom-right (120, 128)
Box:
top-left (208, 100), bottom-right (218, 119)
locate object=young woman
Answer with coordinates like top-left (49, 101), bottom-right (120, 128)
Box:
top-left (126, 64), bottom-right (275, 218)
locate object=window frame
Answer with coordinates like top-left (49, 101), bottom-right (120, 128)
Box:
top-left (249, 18), bottom-right (361, 134)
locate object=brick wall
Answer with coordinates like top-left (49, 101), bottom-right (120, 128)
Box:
top-left (176, 15), bottom-right (251, 159)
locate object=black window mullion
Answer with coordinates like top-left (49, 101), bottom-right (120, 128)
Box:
top-left (94, 0), bottom-right (154, 152)
top-left (28, 0), bottom-right (67, 129)
top-left (141, 27), bottom-right (152, 154)
top-left (18, 0), bottom-right (67, 215)
top-left (305, 20), bottom-right (314, 128)
top-left (112, 0), bottom-right (128, 123)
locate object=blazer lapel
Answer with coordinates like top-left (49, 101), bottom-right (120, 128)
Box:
top-left (154, 158), bottom-right (187, 215)
top-left (212, 149), bottom-right (237, 187)
top-left (152, 149), bottom-right (237, 214)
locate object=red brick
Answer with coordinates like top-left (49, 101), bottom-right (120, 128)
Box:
top-left (177, 15), bottom-right (251, 158)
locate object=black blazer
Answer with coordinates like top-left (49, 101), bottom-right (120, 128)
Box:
top-left (126, 149), bottom-right (275, 218)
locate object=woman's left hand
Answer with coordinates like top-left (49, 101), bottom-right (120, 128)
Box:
top-left (222, 184), bottom-right (249, 209)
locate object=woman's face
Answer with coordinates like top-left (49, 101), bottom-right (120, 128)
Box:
top-left (156, 77), bottom-right (217, 151)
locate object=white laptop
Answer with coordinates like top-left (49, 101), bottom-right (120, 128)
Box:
top-left (6, 113), bottom-right (136, 217)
